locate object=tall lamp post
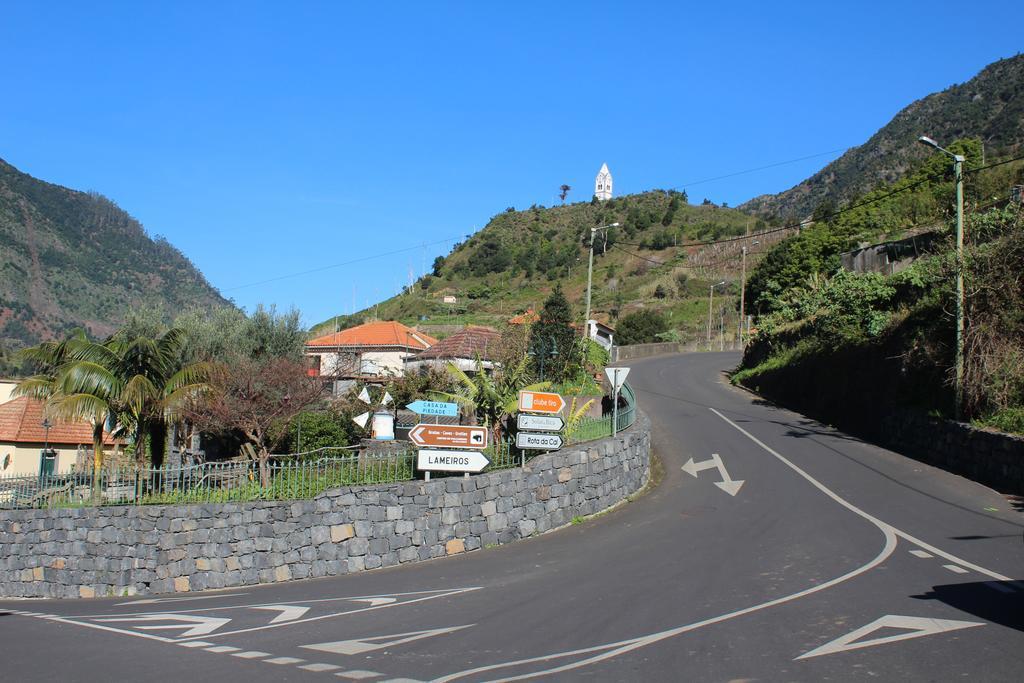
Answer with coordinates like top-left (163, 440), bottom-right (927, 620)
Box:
top-left (918, 135), bottom-right (965, 420)
top-left (42, 417), bottom-right (52, 454)
top-left (584, 223), bottom-right (621, 329)
top-left (708, 281), bottom-right (726, 350)
top-left (528, 335), bottom-right (559, 382)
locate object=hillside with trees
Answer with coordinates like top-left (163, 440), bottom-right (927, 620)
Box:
top-left (741, 53), bottom-right (1024, 221)
top-left (0, 158), bottom-right (230, 370)
top-left (314, 191), bottom-right (767, 346)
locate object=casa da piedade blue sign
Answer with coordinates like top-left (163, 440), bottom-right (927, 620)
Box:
top-left (406, 400), bottom-right (459, 417)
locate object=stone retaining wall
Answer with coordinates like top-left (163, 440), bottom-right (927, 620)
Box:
top-left (880, 408), bottom-right (1024, 495)
top-left (0, 416), bottom-right (650, 598)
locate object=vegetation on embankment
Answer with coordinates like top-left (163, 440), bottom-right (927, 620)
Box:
top-left (734, 200), bottom-right (1024, 437)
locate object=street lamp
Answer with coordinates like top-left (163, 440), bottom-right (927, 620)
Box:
top-left (584, 223), bottom-right (621, 329)
top-left (42, 417), bottom-right (52, 454)
top-left (708, 281), bottom-right (726, 350)
top-left (739, 240), bottom-right (759, 346)
top-left (918, 135), bottom-right (965, 420)
top-left (528, 335), bottom-right (559, 382)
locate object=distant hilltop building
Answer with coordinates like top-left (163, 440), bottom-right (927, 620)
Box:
top-left (595, 163), bottom-right (613, 201)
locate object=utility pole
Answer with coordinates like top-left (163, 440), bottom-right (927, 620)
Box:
top-left (719, 306), bottom-right (725, 351)
top-left (585, 222), bottom-right (620, 328)
top-left (918, 136), bottom-right (966, 420)
top-left (707, 281), bottom-right (724, 350)
top-left (738, 240), bottom-right (759, 347)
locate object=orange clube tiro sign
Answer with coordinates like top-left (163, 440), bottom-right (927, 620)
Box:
top-left (517, 390), bottom-right (565, 414)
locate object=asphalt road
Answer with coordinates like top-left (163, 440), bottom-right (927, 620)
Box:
top-left (3, 352), bottom-right (1023, 681)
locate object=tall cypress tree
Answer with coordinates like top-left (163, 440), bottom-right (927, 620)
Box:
top-left (529, 285), bottom-right (576, 381)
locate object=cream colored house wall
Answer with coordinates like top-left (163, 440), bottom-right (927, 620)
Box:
top-left (0, 442), bottom-right (85, 476)
top-left (310, 350), bottom-right (412, 378)
top-left (0, 380), bottom-right (17, 405)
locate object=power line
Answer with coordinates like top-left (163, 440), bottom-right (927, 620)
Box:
top-left (668, 148), bottom-right (850, 191)
top-left (224, 235), bottom-right (462, 292)
top-left (607, 153), bottom-right (1024, 270)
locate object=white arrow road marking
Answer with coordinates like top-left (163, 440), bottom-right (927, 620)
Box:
top-left (115, 593), bottom-right (248, 607)
top-left (795, 614), bottom-right (985, 660)
top-left (251, 605), bottom-right (310, 624)
top-left (349, 597), bottom-right (397, 607)
top-left (681, 453), bottom-right (745, 496)
top-left (96, 613), bottom-right (231, 637)
top-left (302, 624), bottom-right (473, 656)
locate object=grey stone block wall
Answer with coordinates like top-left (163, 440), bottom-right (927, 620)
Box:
top-left (880, 408), bottom-right (1024, 495)
top-left (0, 416), bottom-right (650, 598)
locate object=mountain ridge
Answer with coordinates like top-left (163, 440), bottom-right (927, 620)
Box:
top-left (0, 157), bottom-right (231, 357)
top-left (740, 53), bottom-right (1024, 220)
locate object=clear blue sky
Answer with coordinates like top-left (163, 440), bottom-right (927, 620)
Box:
top-left (1, 2), bottom-right (1020, 326)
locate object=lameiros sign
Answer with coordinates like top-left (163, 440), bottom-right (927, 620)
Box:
top-left (416, 450), bottom-right (490, 473)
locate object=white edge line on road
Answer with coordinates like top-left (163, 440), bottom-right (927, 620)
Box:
top-left (433, 407), bottom-right (909, 682)
top-left (706, 408), bottom-right (1010, 582)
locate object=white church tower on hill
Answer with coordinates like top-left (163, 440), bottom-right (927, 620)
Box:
top-left (595, 163), bottom-right (613, 201)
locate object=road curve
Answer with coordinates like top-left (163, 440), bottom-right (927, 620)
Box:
top-left (2, 352), bottom-right (1022, 681)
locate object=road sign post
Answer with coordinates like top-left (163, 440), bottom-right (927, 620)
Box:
top-left (516, 414), bottom-right (565, 431)
top-left (409, 424), bottom-right (487, 449)
top-left (515, 432), bottom-right (563, 450)
top-left (517, 390), bottom-right (565, 414)
top-left (416, 450), bottom-right (490, 474)
top-left (406, 400), bottom-right (459, 417)
top-left (605, 367), bottom-right (631, 437)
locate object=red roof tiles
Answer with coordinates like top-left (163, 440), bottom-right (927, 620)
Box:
top-left (306, 321), bottom-right (438, 350)
top-left (416, 326), bottom-right (502, 361)
top-left (0, 397), bottom-right (119, 445)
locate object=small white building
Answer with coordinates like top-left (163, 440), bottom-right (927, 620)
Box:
top-left (595, 163), bottom-right (613, 201)
top-left (305, 320), bottom-right (437, 383)
top-left (584, 319), bottom-right (615, 351)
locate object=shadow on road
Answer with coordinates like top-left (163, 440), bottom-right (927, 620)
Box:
top-left (911, 582), bottom-right (1024, 632)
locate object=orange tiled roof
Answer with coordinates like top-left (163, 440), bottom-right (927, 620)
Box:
top-left (508, 309), bottom-right (539, 325)
top-left (306, 320), bottom-right (438, 350)
top-left (416, 326), bottom-right (502, 361)
top-left (0, 397), bottom-right (119, 445)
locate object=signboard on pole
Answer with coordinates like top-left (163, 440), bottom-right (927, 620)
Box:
top-left (406, 400), bottom-right (459, 417)
top-left (409, 424), bottom-right (488, 449)
top-left (516, 432), bottom-right (564, 450)
top-left (604, 367), bottom-right (631, 391)
top-left (517, 391), bottom-right (565, 414)
top-left (417, 450), bottom-right (490, 473)
top-left (516, 414), bottom-right (565, 432)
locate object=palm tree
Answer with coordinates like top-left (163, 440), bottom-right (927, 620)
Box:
top-left (16, 327), bottom-right (212, 484)
top-left (71, 328), bottom-right (213, 469)
top-left (15, 330), bottom-right (118, 498)
top-left (436, 356), bottom-right (549, 445)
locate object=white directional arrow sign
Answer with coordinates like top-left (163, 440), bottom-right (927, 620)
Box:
top-left (681, 453), bottom-right (745, 496)
top-left (796, 614), bottom-right (984, 660)
top-left (251, 605), bottom-right (310, 624)
top-left (96, 613), bottom-right (231, 637)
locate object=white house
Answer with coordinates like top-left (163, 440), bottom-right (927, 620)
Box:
top-left (305, 320), bottom-right (438, 383)
top-left (584, 319), bottom-right (615, 351)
